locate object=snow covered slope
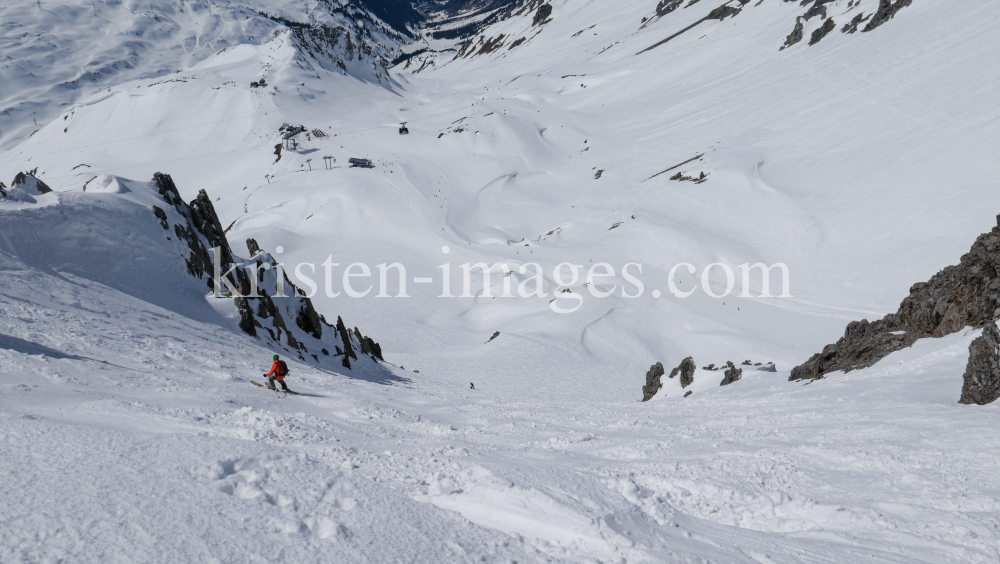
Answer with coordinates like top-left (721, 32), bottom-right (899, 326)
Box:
top-left (3, 0), bottom-right (1000, 561)
top-left (0, 0), bottom-right (410, 149)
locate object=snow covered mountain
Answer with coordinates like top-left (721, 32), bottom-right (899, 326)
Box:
top-left (3, 0), bottom-right (1000, 562)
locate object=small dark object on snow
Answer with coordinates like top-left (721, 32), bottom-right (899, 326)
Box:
top-left (486, 331), bottom-right (500, 343)
top-left (470, 382), bottom-right (475, 390)
top-left (758, 363), bottom-right (777, 372)
top-left (399, 123), bottom-right (409, 135)
top-left (349, 158), bottom-right (374, 168)
top-left (684, 390), bottom-right (693, 398)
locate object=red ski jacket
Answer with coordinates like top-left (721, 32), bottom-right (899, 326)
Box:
top-left (266, 360), bottom-right (285, 380)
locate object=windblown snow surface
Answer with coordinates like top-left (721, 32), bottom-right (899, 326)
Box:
top-left (2, 0), bottom-right (1000, 562)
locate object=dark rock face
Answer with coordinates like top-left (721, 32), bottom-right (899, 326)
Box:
top-left (532, 4), bottom-right (552, 26)
top-left (655, 0), bottom-right (683, 17)
top-left (154, 173), bottom-right (220, 283)
top-left (706, 5), bottom-right (741, 21)
top-left (149, 173), bottom-right (383, 370)
top-left (337, 315), bottom-right (358, 369)
top-left (720, 361), bottom-right (743, 386)
top-left (11, 171), bottom-right (53, 194)
top-left (841, 12), bottom-right (871, 34)
top-left (781, 19), bottom-right (804, 50)
top-left (863, 0), bottom-right (913, 32)
top-left (642, 362), bottom-right (665, 401)
top-left (792, 215), bottom-right (1000, 382)
top-left (809, 18), bottom-right (836, 45)
top-left (670, 356), bottom-right (696, 388)
top-left (960, 323), bottom-right (1000, 405)
top-left (152, 206), bottom-right (169, 229)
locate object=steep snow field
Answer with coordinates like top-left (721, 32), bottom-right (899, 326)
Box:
top-left (3, 0), bottom-right (1000, 562)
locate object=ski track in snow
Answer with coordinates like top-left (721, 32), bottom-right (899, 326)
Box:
top-left (2, 0), bottom-right (1000, 562)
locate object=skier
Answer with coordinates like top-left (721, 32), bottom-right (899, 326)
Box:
top-left (263, 354), bottom-right (290, 391)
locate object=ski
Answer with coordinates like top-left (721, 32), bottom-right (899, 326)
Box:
top-left (251, 380), bottom-right (301, 396)
top-left (251, 380), bottom-right (285, 396)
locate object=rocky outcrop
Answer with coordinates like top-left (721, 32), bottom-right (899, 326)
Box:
top-left (336, 315), bottom-right (358, 369)
top-left (720, 361), bottom-right (742, 386)
top-left (642, 362), bottom-right (665, 401)
top-left (792, 215), bottom-right (1000, 383)
top-left (670, 356), bottom-right (696, 389)
top-left (809, 18), bottom-right (836, 45)
top-left (780, 19), bottom-right (804, 50)
top-left (960, 323), bottom-right (1000, 405)
top-left (149, 172), bottom-right (382, 370)
top-left (863, 0), bottom-right (913, 33)
top-left (532, 4), bottom-right (552, 26)
top-left (841, 12), bottom-right (871, 34)
top-left (11, 171), bottom-right (52, 194)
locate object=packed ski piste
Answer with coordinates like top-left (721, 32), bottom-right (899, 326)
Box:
top-left (2, 1), bottom-right (1000, 563)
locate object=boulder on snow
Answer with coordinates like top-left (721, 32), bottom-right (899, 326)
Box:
top-left (959, 323), bottom-right (1000, 405)
top-left (792, 214), bottom-right (1000, 383)
top-left (641, 362), bottom-right (665, 401)
top-left (720, 361), bottom-right (742, 386)
top-left (670, 356), bottom-right (696, 389)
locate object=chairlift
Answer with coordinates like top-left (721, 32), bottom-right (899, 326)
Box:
top-left (399, 122), bottom-right (409, 135)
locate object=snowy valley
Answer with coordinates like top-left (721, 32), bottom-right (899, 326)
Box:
top-left (2, 0), bottom-right (1000, 562)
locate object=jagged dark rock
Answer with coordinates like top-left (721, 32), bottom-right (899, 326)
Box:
top-left (720, 361), bottom-right (743, 386)
top-left (235, 297), bottom-right (258, 337)
top-left (152, 206), bottom-right (169, 229)
top-left (809, 18), bottom-right (836, 45)
top-left (656, 0), bottom-right (683, 17)
top-left (841, 12), bottom-right (870, 34)
top-left (670, 356), bottom-right (696, 388)
top-left (337, 315), bottom-right (357, 368)
top-left (792, 214), bottom-right (1000, 382)
top-left (802, 1), bottom-right (829, 21)
top-left (149, 173), bottom-right (380, 369)
top-left (642, 362), bottom-right (665, 401)
top-left (706, 5), bottom-right (741, 21)
top-left (11, 171), bottom-right (53, 194)
top-left (296, 302), bottom-right (323, 340)
top-left (960, 323), bottom-right (1000, 405)
top-left (532, 4), bottom-right (552, 26)
top-left (154, 173), bottom-right (216, 281)
top-left (780, 19), bottom-right (804, 50)
top-left (863, 0), bottom-right (913, 32)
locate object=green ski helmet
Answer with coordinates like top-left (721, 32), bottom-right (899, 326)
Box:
top-left (273, 354), bottom-right (279, 360)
